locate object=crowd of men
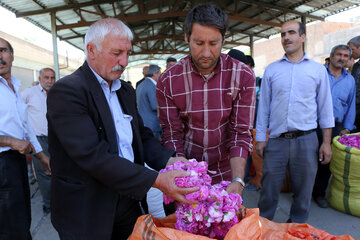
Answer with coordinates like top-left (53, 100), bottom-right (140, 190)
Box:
top-left (1, 2), bottom-right (360, 240)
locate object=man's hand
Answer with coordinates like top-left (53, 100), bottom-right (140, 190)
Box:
top-left (319, 128), bottom-right (332, 165)
top-left (226, 181), bottom-right (243, 196)
top-left (319, 142), bottom-right (332, 165)
top-left (339, 129), bottom-right (349, 136)
top-left (166, 156), bottom-right (188, 167)
top-left (10, 138), bottom-right (35, 155)
top-left (228, 156), bottom-right (246, 196)
top-left (153, 170), bottom-right (198, 204)
top-left (34, 151), bottom-right (51, 175)
top-left (255, 141), bottom-right (267, 158)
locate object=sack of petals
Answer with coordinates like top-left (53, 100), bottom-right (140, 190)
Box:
top-left (160, 159), bottom-right (243, 239)
top-left (337, 134), bottom-right (360, 149)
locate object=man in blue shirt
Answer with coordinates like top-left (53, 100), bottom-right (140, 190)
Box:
top-left (313, 44), bottom-right (356, 208)
top-left (256, 21), bottom-right (334, 223)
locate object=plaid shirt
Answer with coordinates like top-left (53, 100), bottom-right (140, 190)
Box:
top-left (156, 53), bottom-right (256, 182)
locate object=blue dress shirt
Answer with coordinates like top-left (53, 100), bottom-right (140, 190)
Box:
top-left (0, 76), bottom-right (42, 153)
top-left (89, 67), bottom-right (134, 162)
top-left (326, 64), bottom-right (356, 131)
top-left (256, 54), bottom-right (334, 141)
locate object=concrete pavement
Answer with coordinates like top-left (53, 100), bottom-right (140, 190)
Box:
top-left (242, 189), bottom-right (359, 239)
top-left (30, 182), bottom-right (360, 239)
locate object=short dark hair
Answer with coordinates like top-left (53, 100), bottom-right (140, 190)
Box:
top-left (166, 57), bottom-right (177, 64)
top-left (0, 37), bottom-right (14, 55)
top-left (146, 64), bottom-right (160, 77)
top-left (330, 44), bottom-right (352, 57)
top-left (228, 49), bottom-right (247, 64)
top-left (348, 36), bottom-right (360, 48)
top-left (184, 3), bottom-right (228, 42)
top-left (246, 55), bottom-right (255, 68)
top-left (294, 22), bottom-right (306, 36)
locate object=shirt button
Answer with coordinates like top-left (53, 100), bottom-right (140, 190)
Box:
top-left (205, 126), bottom-right (208, 130)
top-left (205, 102), bottom-right (208, 106)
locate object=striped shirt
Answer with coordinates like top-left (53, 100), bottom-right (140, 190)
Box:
top-left (156, 53), bottom-right (256, 182)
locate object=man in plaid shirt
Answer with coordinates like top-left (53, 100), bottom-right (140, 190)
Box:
top-left (157, 3), bottom-right (256, 195)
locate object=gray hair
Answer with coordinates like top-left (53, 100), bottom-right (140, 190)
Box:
top-left (330, 44), bottom-right (352, 57)
top-left (348, 36), bottom-right (360, 48)
top-left (84, 18), bottom-right (133, 59)
top-left (39, 67), bottom-right (55, 77)
top-left (146, 64), bottom-right (160, 77)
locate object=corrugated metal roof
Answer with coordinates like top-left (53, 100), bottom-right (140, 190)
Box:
top-left (0, 0), bottom-right (359, 66)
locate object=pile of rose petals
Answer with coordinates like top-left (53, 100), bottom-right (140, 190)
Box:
top-left (160, 159), bottom-right (243, 239)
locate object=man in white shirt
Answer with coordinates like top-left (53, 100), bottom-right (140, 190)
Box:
top-left (0, 37), bottom-right (50, 239)
top-left (21, 67), bottom-right (55, 214)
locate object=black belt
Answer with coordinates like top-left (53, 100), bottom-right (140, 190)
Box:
top-left (279, 129), bottom-right (315, 139)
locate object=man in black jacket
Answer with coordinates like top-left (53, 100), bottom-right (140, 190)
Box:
top-left (348, 36), bottom-right (360, 131)
top-left (47, 18), bottom-right (197, 240)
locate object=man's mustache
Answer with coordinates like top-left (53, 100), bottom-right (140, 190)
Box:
top-left (112, 65), bottom-right (125, 72)
top-left (0, 59), bottom-right (6, 65)
top-left (337, 59), bottom-right (345, 64)
top-left (44, 83), bottom-right (54, 88)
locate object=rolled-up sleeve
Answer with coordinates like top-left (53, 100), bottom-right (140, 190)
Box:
top-left (256, 69), bottom-right (271, 142)
top-left (228, 66), bottom-right (256, 159)
top-left (156, 73), bottom-right (185, 156)
top-left (317, 67), bottom-right (335, 129)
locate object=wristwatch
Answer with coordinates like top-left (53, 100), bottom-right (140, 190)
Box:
top-left (232, 177), bottom-right (245, 187)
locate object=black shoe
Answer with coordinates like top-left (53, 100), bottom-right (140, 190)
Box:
top-left (43, 206), bottom-right (51, 214)
top-left (314, 196), bottom-right (329, 208)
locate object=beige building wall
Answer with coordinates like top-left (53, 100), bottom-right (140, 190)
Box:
top-left (0, 30), bottom-right (84, 90)
top-left (0, 30), bottom-right (162, 90)
top-left (253, 22), bottom-right (360, 77)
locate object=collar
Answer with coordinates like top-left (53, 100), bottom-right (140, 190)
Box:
top-left (147, 77), bottom-right (157, 85)
top-left (0, 75), bottom-right (20, 91)
top-left (281, 53), bottom-right (309, 63)
top-left (37, 83), bottom-right (47, 93)
top-left (187, 53), bottom-right (223, 79)
top-left (88, 65), bottom-right (121, 92)
top-left (325, 63), bottom-right (348, 78)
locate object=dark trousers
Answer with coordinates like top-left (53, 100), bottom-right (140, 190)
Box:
top-left (111, 197), bottom-right (142, 240)
top-left (355, 104), bottom-right (360, 133)
top-left (32, 136), bottom-right (51, 209)
top-left (312, 124), bottom-right (342, 198)
top-left (0, 150), bottom-right (32, 240)
top-left (258, 131), bottom-right (318, 223)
